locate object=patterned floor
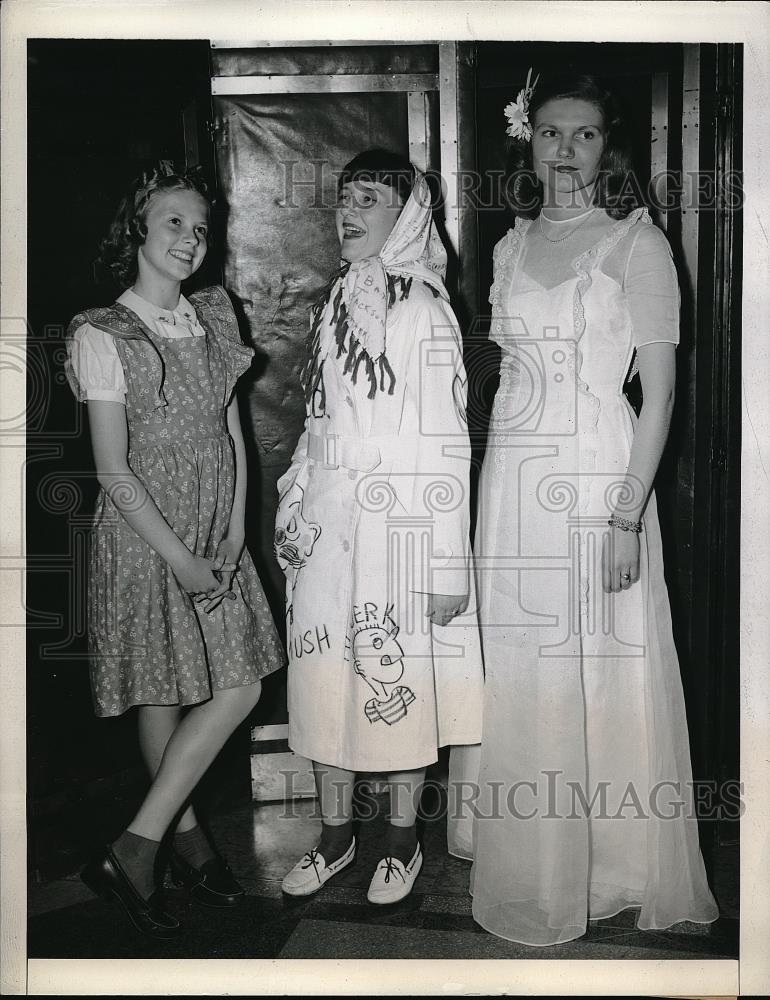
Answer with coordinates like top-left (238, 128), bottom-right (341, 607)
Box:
top-left (28, 789), bottom-right (738, 960)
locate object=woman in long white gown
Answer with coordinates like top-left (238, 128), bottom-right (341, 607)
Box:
top-left (448, 73), bottom-right (719, 946)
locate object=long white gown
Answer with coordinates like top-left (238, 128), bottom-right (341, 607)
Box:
top-left (448, 207), bottom-right (719, 946)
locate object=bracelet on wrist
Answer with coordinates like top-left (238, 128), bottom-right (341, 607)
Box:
top-left (608, 514), bottom-right (642, 533)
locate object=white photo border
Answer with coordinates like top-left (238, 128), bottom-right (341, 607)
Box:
top-left (2, 1), bottom-right (767, 995)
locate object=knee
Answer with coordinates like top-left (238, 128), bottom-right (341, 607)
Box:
top-left (211, 680), bottom-right (261, 727)
top-left (238, 680), bottom-right (262, 719)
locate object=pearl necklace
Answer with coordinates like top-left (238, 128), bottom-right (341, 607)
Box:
top-left (538, 207), bottom-right (597, 244)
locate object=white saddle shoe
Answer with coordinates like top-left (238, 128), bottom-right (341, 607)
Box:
top-left (367, 844), bottom-right (422, 905)
top-left (281, 838), bottom-right (356, 897)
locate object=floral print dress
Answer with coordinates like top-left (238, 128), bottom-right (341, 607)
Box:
top-left (66, 285), bottom-right (285, 717)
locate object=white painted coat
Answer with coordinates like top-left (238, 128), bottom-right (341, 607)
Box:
top-left (275, 281), bottom-right (484, 771)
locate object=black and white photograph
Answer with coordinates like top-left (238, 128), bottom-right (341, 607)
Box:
top-left (2, 1), bottom-right (768, 996)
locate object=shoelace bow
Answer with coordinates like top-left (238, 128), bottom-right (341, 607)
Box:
top-left (300, 848), bottom-right (324, 882)
top-left (380, 857), bottom-right (406, 884)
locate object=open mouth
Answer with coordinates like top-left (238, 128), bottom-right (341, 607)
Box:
top-left (169, 249), bottom-right (194, 262)
top-left (553, 165), bottom-right (579, 173)
top-left (342, 223), bottom-right (365, 239)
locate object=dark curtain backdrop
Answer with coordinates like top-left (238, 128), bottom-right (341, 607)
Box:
top-left (212, 72), bottom-right (415, 726)
top-left (213, 91), bottom-right (408, 618)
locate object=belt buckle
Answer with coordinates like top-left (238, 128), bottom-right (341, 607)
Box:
top-left (323, 434), bottom-right (338, 470)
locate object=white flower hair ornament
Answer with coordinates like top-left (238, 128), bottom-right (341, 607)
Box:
top-left (504, 68), bottom-right (540, 142)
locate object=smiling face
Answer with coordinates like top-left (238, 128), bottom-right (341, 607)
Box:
top-left (336, 180), bottom-right (404, 264)
top-left (531, 97), bottom-right (606, 205)
top-left (136, 188), bottom-right (209, 294)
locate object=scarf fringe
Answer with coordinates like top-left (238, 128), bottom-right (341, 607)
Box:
top-left (299, 296), bottom-right (327, 409)
top-left (377, 354), bottom-right (396, 397)
top-left (386, 273), bottom-right (414, 307)
top-left (302, 268), bottom-right (419, 408)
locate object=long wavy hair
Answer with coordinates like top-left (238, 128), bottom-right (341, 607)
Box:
top-left (504, 74), bottom-right (638, 220)
top-left (97, 162), bottom-right (212, 288)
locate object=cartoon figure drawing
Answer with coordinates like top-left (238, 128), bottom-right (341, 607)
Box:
top-left (352, 619), bottom-right (414, 726)
top-left (274, 482), bottom-right (322, 626)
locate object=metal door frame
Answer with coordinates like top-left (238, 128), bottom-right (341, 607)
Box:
top-left (649, 44), bottom-right (741, 851)
top-left (210, 41), bottom-right (463, 262)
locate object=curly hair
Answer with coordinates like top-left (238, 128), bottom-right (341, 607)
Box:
top-left (97, 161), bottom-right (212, 288)
top-left (337, 148), bottom-right (416, 209)
top-left (504, 74), bottom-right (638, 220)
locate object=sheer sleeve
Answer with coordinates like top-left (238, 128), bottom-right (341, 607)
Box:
top-left (67, 323), bottom-right (127, 403)
top-left (623, 224), bottom-right (680, 348)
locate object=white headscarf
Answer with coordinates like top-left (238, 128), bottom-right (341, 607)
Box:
top-left (302, 172), bottom-right (450, 405)
top-left (340, 173), bottom-right (448, 363)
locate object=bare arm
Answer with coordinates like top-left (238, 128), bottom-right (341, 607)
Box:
top-left (602, 342), bottom-right (676, 592)
top-left (198, 396), bottom-right (249, 612)
top-left (619, 342), bottom-right (676, 520)
top-left (87, 399), bottom-right (219, 595)
top-left (225, 395), bottom-right (247, 545)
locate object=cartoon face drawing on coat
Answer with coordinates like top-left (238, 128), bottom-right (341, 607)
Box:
top-left (274, 482), bottom-right (322, 590)
top-left (352, 622), bottom-right (405, 701)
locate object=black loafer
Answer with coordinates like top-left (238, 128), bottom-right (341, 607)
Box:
top-left (81, 849), bottom-right (181, 939)
top-left (168, 849), bottom-right (245, 907)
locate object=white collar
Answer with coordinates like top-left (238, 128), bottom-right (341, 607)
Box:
top-left (119, 288), bottom-right (197, 327)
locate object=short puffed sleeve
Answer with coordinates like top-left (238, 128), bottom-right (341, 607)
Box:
top-left (624, 224), bottom-right (680, 348)
top-left (66, 323), bottom-right (127, 403)
top-left (188, 285), bottom-right (254, 393)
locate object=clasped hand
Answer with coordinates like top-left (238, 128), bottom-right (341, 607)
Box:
top-left (174, 536), bottom-right (243, 613)
top-left (426, 591), bottom-right (469, 627)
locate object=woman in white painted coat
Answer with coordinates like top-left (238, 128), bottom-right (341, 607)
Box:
top-left (276, 149), bottom-right (483, 904)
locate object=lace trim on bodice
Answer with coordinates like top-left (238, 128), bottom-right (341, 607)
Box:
top-left (488, 209), bottom-right (650, 526)
top-left (572, 207), bottom-right (650, 386)
top-left (488, 209), bottom-right (651, 623)
top-left (489, 219), bottom-right (532, 345)
top-left (490, 208), bottom-right (650, 344)
top-left (571, 206), bottom-right (650, 338)
top-left (488, 222), bottom-right (530, 482)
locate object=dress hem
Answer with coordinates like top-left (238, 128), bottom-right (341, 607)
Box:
top-left (92, 673), bottom-right (273, 718)
top-left (469, 898), bottom-right (720, 947)
top-left (288, 741), bottom-right (440, 774)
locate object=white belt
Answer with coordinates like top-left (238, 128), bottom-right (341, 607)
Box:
top-left (307, 432), bottom-right (381, 472)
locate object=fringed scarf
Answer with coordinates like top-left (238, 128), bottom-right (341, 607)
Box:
top-left (300, 174), bottom-right (448, 405)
